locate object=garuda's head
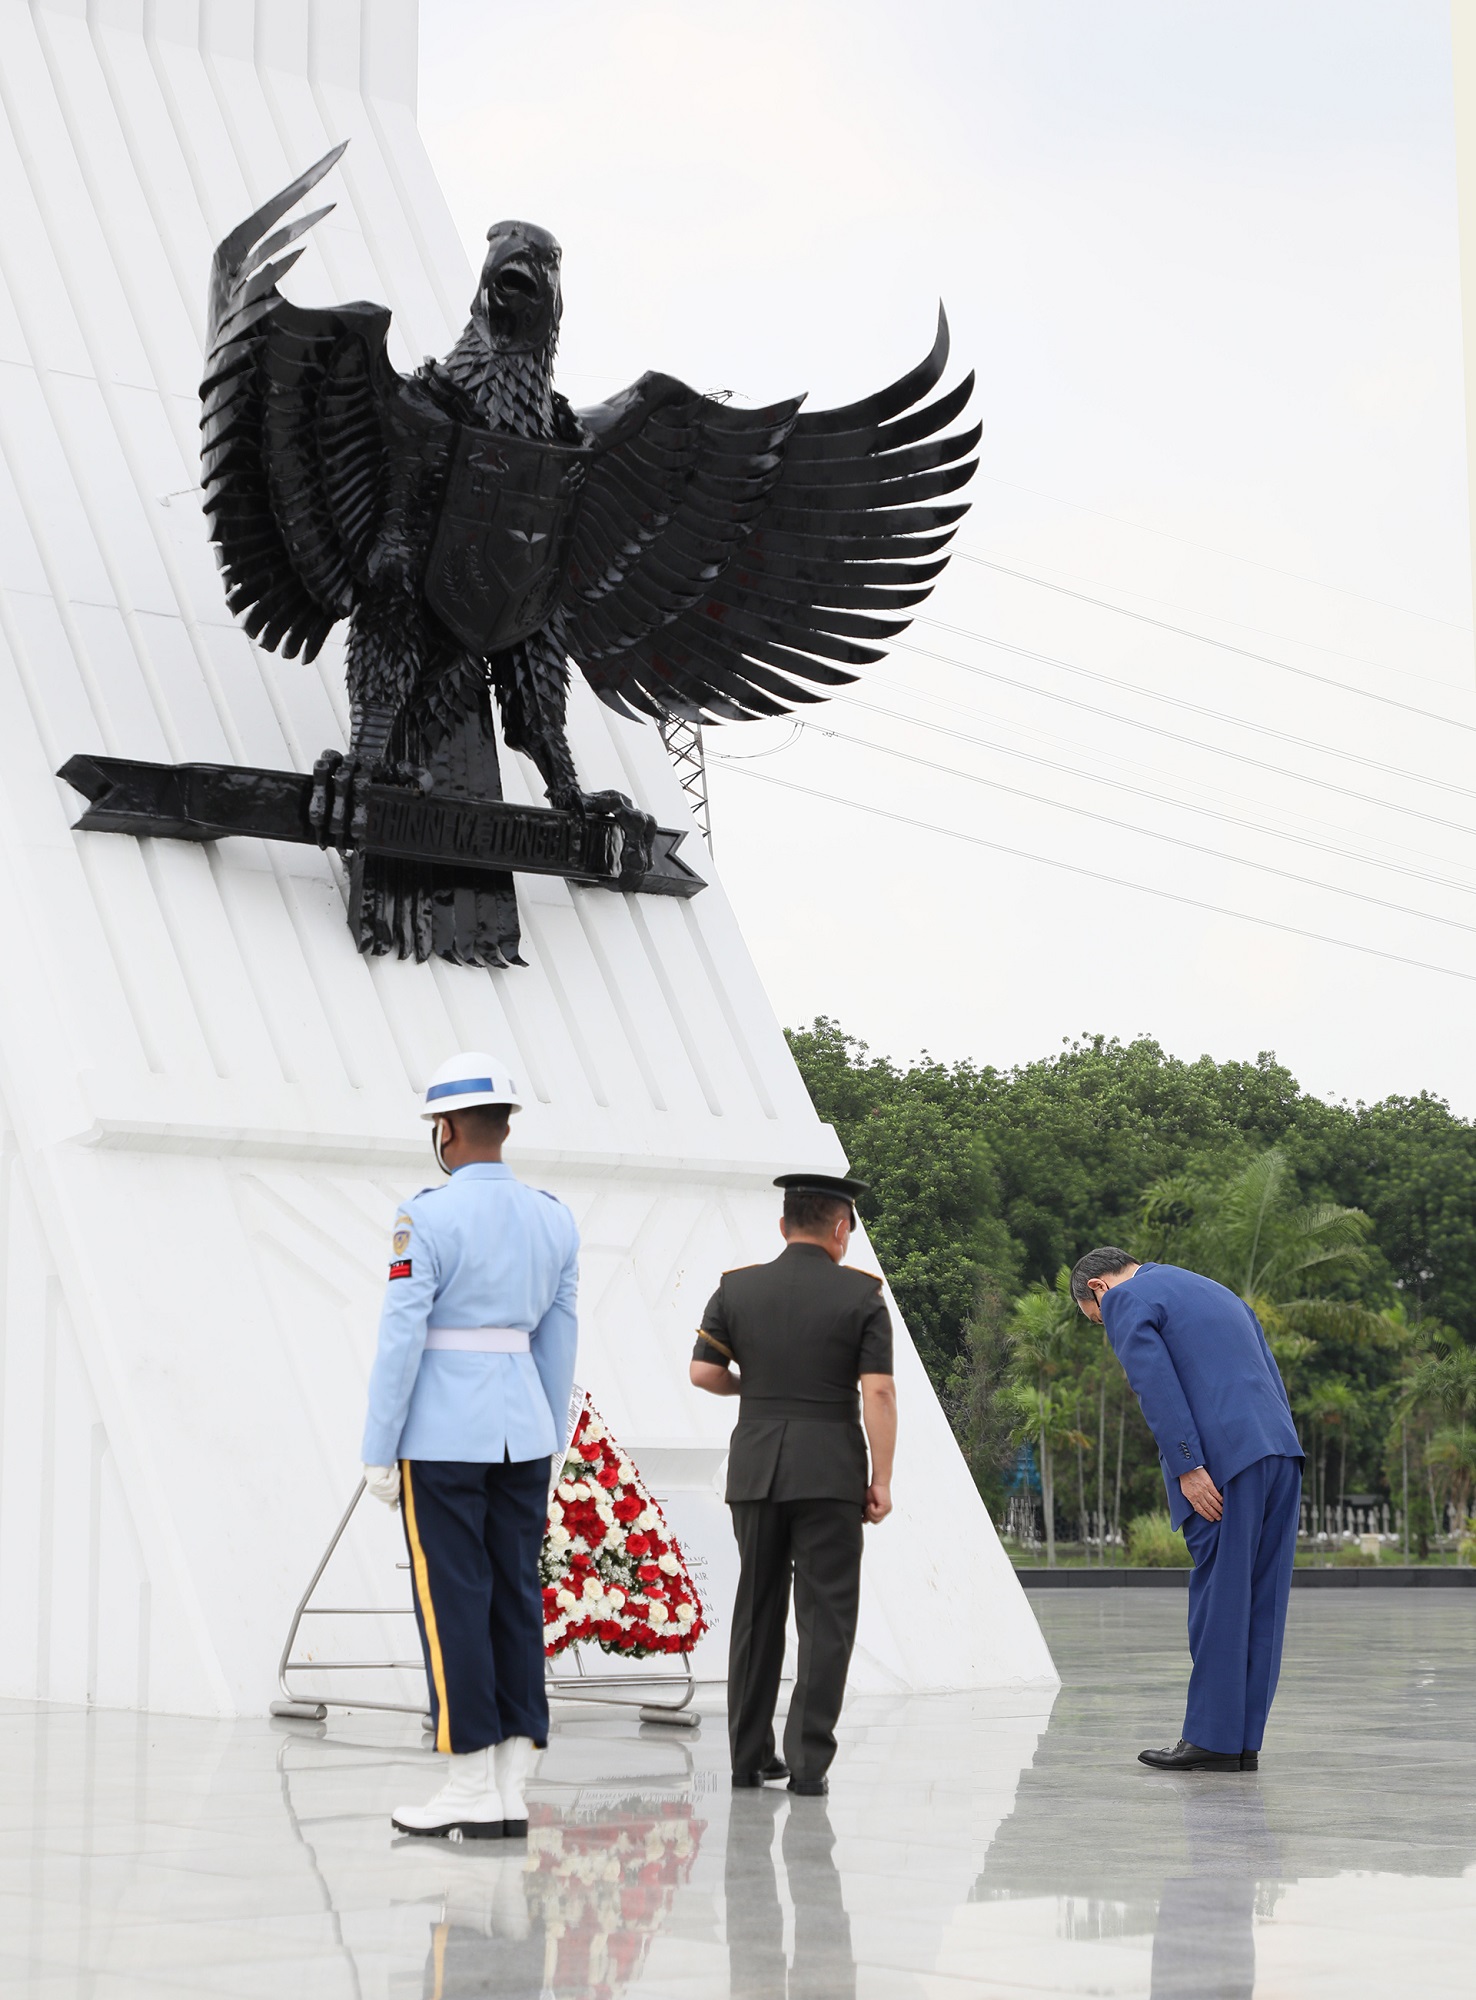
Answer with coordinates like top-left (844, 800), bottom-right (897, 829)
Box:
top-left (472, 221), bottom-right (562, 357)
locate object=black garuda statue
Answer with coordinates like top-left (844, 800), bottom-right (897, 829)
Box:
top-left (196, 143), bottom-right (977, 967)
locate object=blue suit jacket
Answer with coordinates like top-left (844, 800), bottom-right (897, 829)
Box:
top-left (1099, 1262), bottom-right (1303, 1530)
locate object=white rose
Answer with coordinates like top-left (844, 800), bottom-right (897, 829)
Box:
top-left (675, 1603), bottom-right (695, 1625)
top-left (617, 1460), bottom-right (636, 1483)
top-left (657, 1553), bottom-right (680, 1576)
top-left (581, 1575), bottom-right (603, 1601)
top-left (606, 1586), bottom-right (626, 1607)
top-left (584, 1419), bottom-right (606, 1442)
top-left (648, 1602), bottom-right (669, 1626)
top-left (548, 1525), bottom-right (571, 1550)
top-left (556, 1588), bottom-right (578, 1611)
top-left (637, 1508), bottom-right (658, 1530)
top-left (557, 1482), bottom-right (577, 1502)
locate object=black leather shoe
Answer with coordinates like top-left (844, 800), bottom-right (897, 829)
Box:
top-left (787, 1775), bottom-right (828, 1796)
top-left (731, 1772), bottom-right (762, 1788)
top-left (760, 1757), bottom-right (789, 1783)
top-left (1137, 1739), bottom-right (1242, 1772)
top-left (1241, 1751), bottom-right (1259, 1771)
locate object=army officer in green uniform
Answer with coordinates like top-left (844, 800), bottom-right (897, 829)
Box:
top-left (690, 1172), bottom-right (897, 1796)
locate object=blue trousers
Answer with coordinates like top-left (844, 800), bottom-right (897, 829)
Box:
top-left (1181, 1453), bottom-right (1301, 1755)
top-left (400, 1456), bottom-right (550, 1756)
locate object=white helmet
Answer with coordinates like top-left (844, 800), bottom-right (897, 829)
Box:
top-left (420, 1050), bottom-right (524, 1120)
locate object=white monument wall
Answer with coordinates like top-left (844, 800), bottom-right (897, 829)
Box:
top-left (0, 0), bottom-right (1057, 1717)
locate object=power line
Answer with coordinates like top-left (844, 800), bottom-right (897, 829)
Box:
top-left (797, 722), bottom-right (1476, 939)
top-left (951, 555), bottom-right (1476, 730)
top-left (863, 672), bottom-right (1469, 874)
top-left (970, 473), bottom-right (1471, 631)
top-left (954, 546), bottom-right (1469, 694)
top-left (713, 766), bottom-right (1476, 987)
top-left (904, 627), bottom-right (1476, 795)
top-left (889, 640), bottom-right (1476, 840)
top-left (823, 695), bottom-right (1476, 898)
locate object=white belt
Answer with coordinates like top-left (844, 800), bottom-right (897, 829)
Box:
top-left (424, 1326), bottom-right (530, 1353)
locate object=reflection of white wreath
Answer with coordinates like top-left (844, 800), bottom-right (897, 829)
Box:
top-left (525, 1799), bottom-right (704, 1958)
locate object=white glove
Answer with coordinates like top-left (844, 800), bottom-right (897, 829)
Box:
top-left (363, 1463), bottom-right (400, 1509)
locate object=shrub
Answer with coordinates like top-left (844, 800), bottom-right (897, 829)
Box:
top-left (1127, 1511), bottom-right (1192, 1568)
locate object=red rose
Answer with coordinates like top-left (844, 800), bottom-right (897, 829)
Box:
top-left (596, 1619), bottom-right (621, 1643)
top-left (613, 1496), bottom-right (642, 1523)
top-left (638, 1562), bottom-right (660, 1582)
top-left (596, 1464), bottom-right (621, 1490)
top-left (571, 1551), bottom-right (592, 1570)
top-left (626, 1533), bottom-right (650, 1556)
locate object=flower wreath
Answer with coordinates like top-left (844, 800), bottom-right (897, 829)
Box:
top-left (541, 1395), bottom-right (708, 1659)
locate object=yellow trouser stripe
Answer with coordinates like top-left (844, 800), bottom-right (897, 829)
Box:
top-left (402, 1461), bottom-right (452, 1754)
top-left (431, 1920), bottom-right (448, 2000)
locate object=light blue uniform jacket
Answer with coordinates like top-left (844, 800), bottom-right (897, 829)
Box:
top-left (361, 1161), bottom-right (580, 1466)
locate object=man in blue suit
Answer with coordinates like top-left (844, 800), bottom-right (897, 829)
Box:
top-left (1071, 1248), bottom-right (1304, 1772)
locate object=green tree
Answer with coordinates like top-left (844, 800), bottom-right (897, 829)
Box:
top-left (786, 1019), bottom-right (1476, 1516)
top-left (1330, 1095), bottom-right (1476, 1341)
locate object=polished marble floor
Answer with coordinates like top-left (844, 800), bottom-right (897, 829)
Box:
top-left (2, 1594), bottom-right (1473, 1996)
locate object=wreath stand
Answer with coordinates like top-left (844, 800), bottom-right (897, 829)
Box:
top-left (269, 1480), bottom-right (702, 1729)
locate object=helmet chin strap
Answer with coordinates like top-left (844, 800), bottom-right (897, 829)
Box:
top-left (432, 1117), bottom-right (451, 1177)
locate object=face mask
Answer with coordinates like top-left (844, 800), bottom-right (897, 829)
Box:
top-left (432, 1118), bottom-right (451, 1176)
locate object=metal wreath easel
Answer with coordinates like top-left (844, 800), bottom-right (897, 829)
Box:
top-left (269, 1480), bottom-right (701, 1729)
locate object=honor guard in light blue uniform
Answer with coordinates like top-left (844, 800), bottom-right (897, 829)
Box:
top-left (360, 1050), bottom-right (579, 1839)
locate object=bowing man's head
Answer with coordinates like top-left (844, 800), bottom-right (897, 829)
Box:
top-left (1070, 1246), bottom-right (1140, 1323)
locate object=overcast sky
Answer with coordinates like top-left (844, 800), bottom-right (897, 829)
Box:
top-left (418, 1), bottom-right (1476, 1114)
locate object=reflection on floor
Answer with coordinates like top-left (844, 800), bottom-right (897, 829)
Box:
top-left (2, 1596), bottom-right (1473, 1995)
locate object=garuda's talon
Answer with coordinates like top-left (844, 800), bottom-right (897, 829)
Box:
top-left (557, 787), bottom-right (656, 841)
top-left (308, 749), bottom-right (347, 850)
top-left (308, 749), bottom-right (391, 851)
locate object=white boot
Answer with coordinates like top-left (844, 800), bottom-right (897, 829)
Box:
top-left (492, 1735), bottom-right (537, 1837)
top-left (392, 1747), bottom-right (504, 1838)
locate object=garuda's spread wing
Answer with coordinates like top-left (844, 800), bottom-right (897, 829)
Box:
top-left (199, 144), bottom-right (397, 662)
top-left (559, 311), bottom-right (977, 722)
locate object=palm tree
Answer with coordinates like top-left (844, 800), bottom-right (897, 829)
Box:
top-left (1006, 1273), bottom-right (1090, 1568)
top-left (1138, 1147), bottom-right (1371, 1306)
top-left (1295, 1375), bottom-right (1360, 1527)
top-left (1138, 1144), bottom-right (1390, 1425)
top-left (1406, 1345), bottom-right (1476, 1544)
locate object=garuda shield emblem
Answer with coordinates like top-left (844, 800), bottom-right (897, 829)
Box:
top-left (426, 429), bottom-right (591, 655)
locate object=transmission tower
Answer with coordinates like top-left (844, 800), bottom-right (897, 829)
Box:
top-left (657, 716), bottom-right (712, 850)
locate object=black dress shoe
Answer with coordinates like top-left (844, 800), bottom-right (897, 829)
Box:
top-left (733, 1757), bottom-right (789, 1787)
top-left (1137, 1739), bottom-right (1243, 1772)
top-left (1241, 1751), bottom-right (1259, 1771)
top-left (787, 1775), bottom-right (828, 1796)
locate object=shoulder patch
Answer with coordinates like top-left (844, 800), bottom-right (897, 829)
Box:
top-left (391, 1210), bottom-right (413, 1257)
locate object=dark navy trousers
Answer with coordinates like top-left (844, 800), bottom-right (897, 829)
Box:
top-left (1181, 1453), bottom-right (1302, 1755)
top-left (401, 1456), bottom-right (550, 1756)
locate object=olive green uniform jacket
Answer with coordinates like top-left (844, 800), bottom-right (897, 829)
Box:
top-left (692, 1241), bottom-right (893, 1501)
